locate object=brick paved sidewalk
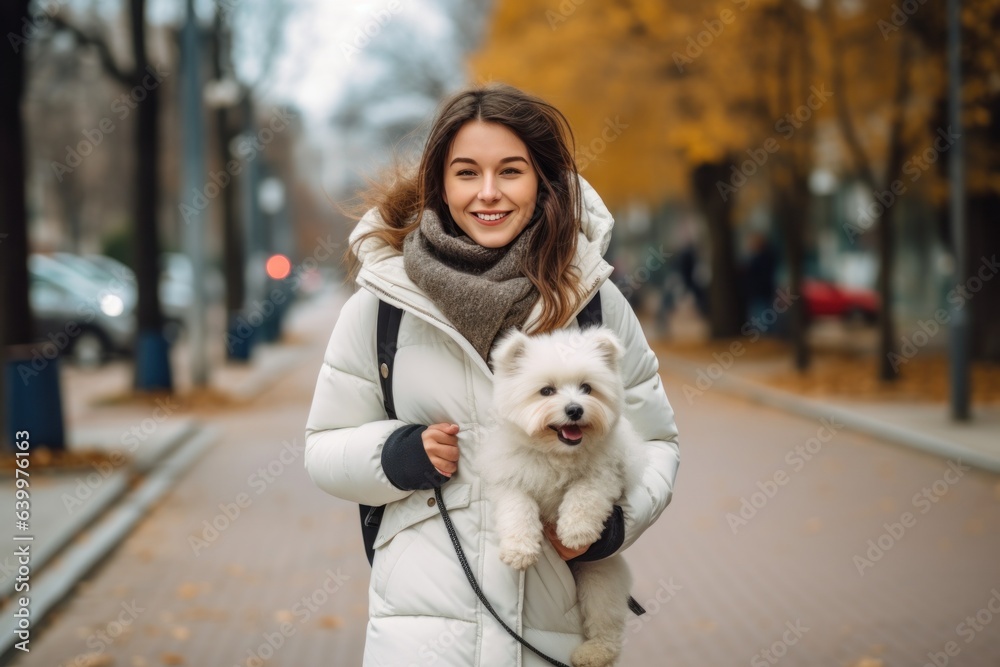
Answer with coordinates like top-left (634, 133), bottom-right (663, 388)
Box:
top-left (5, 286), bottom-right (999, 666)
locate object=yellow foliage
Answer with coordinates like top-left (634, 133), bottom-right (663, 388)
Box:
top-left (471, 0), bottom-right (1000, 206)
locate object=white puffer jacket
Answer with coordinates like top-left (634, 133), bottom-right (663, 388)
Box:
top-left (304, 178), bottom-right (680, 667)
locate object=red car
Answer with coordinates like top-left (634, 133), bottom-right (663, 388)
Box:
top-left (802, 278), bottom-right (880, 324)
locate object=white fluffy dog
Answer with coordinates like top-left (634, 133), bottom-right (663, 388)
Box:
top-left (482, 326), bottom-right (644, 667)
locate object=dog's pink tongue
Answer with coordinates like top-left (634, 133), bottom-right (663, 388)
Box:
top-left (560, 425), bottom-right (583, 440)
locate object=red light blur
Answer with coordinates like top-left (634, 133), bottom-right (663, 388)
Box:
top-left (266, 254), bottom-right (291, 280)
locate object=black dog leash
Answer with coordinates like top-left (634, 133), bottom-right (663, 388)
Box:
top-left (435, 486), bottom-right (572, 667)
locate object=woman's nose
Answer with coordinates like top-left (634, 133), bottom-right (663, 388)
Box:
top-left (478, 176), bottom-right (500, 202)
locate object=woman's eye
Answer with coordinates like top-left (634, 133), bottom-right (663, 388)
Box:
top-left (540, 386), bottom-right (555, 397)
top-left (456, 169), bottom-right (476, 177)
top-left (580, 383), bottom-right (591, 395)
top-left (501, 168), bottom-right (523, 175)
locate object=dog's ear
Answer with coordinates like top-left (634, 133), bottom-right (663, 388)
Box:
top-left (589, 327), bottom-right (625, 368)
top-left (490, 328), bottom-right (529, 375)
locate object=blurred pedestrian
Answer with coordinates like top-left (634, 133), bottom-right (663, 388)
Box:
top-left (654, 267), bottom-right (684, 339)
top-left (677, 241), bottom-right (709, 319)
top-left (303, 83), bottom-right (680, 666)
top-left (743, 231), bottom-right (778, 329)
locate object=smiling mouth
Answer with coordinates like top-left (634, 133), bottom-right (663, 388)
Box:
top-left (471, 211), bottom-right (512, 224)
top-left (549, 424), bottom-right (584, 446)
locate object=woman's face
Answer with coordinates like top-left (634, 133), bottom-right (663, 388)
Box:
top-left (442, 120), bottom-right (539, 248)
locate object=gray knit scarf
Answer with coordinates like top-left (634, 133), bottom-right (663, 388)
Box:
top-left (403, 208), bottom-right (541, 363)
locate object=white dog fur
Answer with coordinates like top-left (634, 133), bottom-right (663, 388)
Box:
top-left (481, 326), bottom-right (645, 667)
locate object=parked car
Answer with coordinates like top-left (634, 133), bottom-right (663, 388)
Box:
top-left (802, 278), bottom-right (880, 325)
top-left (29, 255), bottom-right (136, 366)
top-left (30, 252), bottom-right (229, 363)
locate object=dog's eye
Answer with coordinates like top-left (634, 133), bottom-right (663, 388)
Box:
top-left (580, 383), bottom-right (592, 395)
top-left (540, 386), bottom-right (555, 396)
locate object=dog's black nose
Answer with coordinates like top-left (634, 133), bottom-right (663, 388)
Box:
top-left (565, 404), bottom-right (584, 421)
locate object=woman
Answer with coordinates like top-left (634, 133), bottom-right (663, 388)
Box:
top-left (304, 82), bottom-right (680, 666)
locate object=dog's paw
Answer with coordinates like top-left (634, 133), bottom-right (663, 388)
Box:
top-left (499, 538), bottom-right (540, 570)
top-left (571, 640), bottom-right (619, 667)
top-left (556, 519), bottom-right (604, 551)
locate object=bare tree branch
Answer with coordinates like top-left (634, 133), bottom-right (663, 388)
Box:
top-left (823, 0), bottom-right (877, 191)
top-left (884, 36), bottom-right (914, 178)
top-left (48, 13), bottom-right (134, 86)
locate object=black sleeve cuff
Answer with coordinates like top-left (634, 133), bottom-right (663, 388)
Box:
top-left (380, 424), bottom-right (452, 491)
top-left (570, 505), bottom-right (625, 563)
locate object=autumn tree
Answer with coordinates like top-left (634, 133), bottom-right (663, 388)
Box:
top-left (820, 0), bottom-right (1000, 377)
top-left (888, 0), bottom-right (1000, 362)
top-left (51, 0), bottom-right (172, 390)
top-left (821, 0), bottom-right (917, 381)
top-left (471, 0), bottom-right (821, 350)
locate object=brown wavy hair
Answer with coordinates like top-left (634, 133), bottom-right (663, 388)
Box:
top-left (347, 82), bottom-right (586, 334)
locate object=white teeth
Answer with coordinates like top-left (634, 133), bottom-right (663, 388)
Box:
top-left (474, 212), bottom-right (508, 221)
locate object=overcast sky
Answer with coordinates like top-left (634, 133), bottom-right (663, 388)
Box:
top-left (258, 0), bottom-right (451, 125)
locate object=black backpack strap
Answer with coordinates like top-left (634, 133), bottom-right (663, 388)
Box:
top-left (576, 291), bottom-right (603, 329)
top-left (376, 299), bottom-right (403, 420)
top-left (360, 299), bottom-right (404, 568)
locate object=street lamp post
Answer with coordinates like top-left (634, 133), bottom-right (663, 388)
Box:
top-left (947, 0), bottom-right (969, 421)
top-left (181, 0), bottom-right (208, 387)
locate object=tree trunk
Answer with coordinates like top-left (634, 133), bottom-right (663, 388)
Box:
top-left (692, 161), bottom-right (744, 338)
top-left (968, 193), bottom-right (1000, 361)
top-left (129, 0), bottom-right (172, 391)
top-left (134, 85), bottom-right (163, 331)
top-left (774, 1), bottom-right (811, 371)
top-left (0, 2), bottom-right (33, 350)
top-left (775, 183), bottom-right (810, 370)
top-left (211, 13), bottom-right (245, 335)
top-left (0, 0), bottom-right (34, 448)
top-left (219, 103), bottom-right (245, 319)
top-left (2, 0), bottom-right (66, 450)
top-left (132, 0), bottom-right (162, 334)
top-left (824, 0), bottom-right (910, 383)
top-left (876, 205), bottom-right (897, 380)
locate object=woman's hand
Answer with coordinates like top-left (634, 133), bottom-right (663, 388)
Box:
top-left (422, 423), bottom-right (460, 477)
top-left (544, 523), bottom-right (590, 560)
